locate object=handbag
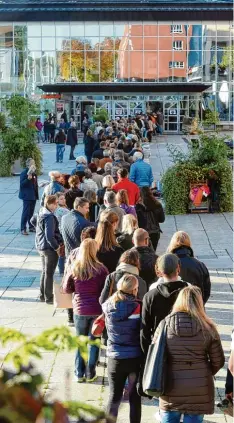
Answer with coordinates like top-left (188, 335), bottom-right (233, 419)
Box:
top-left (53, 281), bottom-right (73, 309)
top-left (142, 320), bottom-right (168, 397)
top-left (91, 277), bottom-right (115, 337)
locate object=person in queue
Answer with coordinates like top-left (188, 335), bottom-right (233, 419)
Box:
top-left (117, 214), bottom-right (138, 251)
top-left (65, 175), bottom-right (83, 211)
top-left (19, 158), bottom-right (39, 236)
top-left (129, 152), bottom-right (154, 188)
top-left (41, 171), bottom-right (65, 207)
top-left (132, 228), bottom-right (157, 289)
top-left (99, 191), bottom-right (125, 233)
top-left (112, 168), bottom-right (140, 206)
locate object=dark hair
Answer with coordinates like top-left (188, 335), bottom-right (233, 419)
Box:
top-left (116, 189), bottom-right (129, 206)
top-left (81, 226), bottom-right (97, 241)
top-left (88, 163), bottom-right (97, 173)
top-left (140, 186), bottom-right (161, 211)
top-left (73, 197), bottom-right (89, 209)
top-left (119, 249), bottom-right (140, 269)
top-left (117, 168), bottom-right (128, 179)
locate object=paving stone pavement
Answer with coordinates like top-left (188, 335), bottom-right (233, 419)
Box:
top-left (0, 136), bottom-right (233, 423)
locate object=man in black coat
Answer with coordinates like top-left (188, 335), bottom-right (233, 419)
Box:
top-left (92, 140), bottom-right (106, 160)
top-left (19, 158), bottom-right (39, 235)
top-left (66, 122), bottom-right (78, 160)
top-left (140, 253), bottom-right (190, 356)
top-left (132, 228), bottom-right (157, 290)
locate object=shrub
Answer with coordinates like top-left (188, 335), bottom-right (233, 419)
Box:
top-left (93, 108), bottom-right (109, 123)
top-left (162, 133), bottom-right (233, 214)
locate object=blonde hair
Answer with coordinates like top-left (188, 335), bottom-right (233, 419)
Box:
top-left (72, 239), bottom-right (104, 281)
top-left (111, 274), bottom-right (138, 306)
top-left (122, 214), bottom-right (138, 235)
top-left (95, 211), bottom-right (118, 251)
top-left (167, 231), bottom-right (191, 253)
top-left (102, 175), bottom-right (115, 189)
top-left (172, 286), bottom-right (218, 339)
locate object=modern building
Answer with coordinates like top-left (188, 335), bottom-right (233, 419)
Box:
top-left (0, 0), bottom-right (233, 132)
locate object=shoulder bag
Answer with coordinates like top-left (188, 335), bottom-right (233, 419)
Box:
top-left (91, 277), bottom-right (115, 338)
top-left (142, 320), bottom-right (168, 397)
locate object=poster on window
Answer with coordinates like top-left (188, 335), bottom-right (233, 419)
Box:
top-left (56, 102), bottom-right (64, 120)
top-left (115, 109), bottom-right (123, 115)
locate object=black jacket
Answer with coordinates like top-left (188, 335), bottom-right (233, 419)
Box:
top-left (84, 135), bottom-right (96, 156)
top-left (92, 148), bottom-right (104, 160)
top-left (99, 263), bottom-right (147, 304)
top-left (65, 188), bottom-right (83, 210)
top-left (140, 280), bottom-right (189, 355)
top-left (135, 246), bottom-right (157, 289)
top-left (117, 232), bottom-right (134, 251)
top-left (97, 245), bottom-right (124, 273)
top-left (66, 127), bottom-right (77, 147)
top-left (172, 246), bottom-right (211, 304)
top-left (135, 202), bottom-right (165, 234)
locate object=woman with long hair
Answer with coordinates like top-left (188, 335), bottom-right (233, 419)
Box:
top-left (167, 231), bottom-right (211, 304)
top-left (154, 285), bottom-right (224, 423)
top-left (116, 189), bottom-right (136, 217)
top-left (95, 211), bottom-right (123, 273)
top-left (102, 274), bottom-right (142, 423)
top-left (83, 189), bottom-right (100, 221)
top-left (117, 214), bottom-right (138, 251)
top-left (65, 175), bottom-right (83, 210)
top-left (135, 186), bottom-right (165, 251)
top-left (63, 239), bottom-right (108, 382)
top-left (100, 248), bottom-right (147, 304)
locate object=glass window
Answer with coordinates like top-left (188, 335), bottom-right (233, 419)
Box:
top-left (71, 24), bottom-right (85, 37)
top-left (169, 61), bottom-right (184, 68)
top-left (28, 51), bottom-right (41, 82)
top-left (56, 51), bottom-right (70, 82)
top-left (144, 37), bottom-right (157, 50)
top-left (217, 24), bottom-right (230, 37)
top-left (85, 51), bottom-right (99, 82)
top-left (85, 37), bottom-right (100, 50)
top-left (114, 24), bottom-right (127, 37)
top-left (42, 24), bottom-right (55, 37)
top-left (28, 23), bottom-right (41, 37)
top-left (129, 51), bottom-right (143, 81)
top-left (56, 24), bottom-right (70, 37)
top-left (189, 36), bottom-right (202, 51)
top-left (129, 24), bottom-right (143, 36)
top-left (202, 24), bottom-right (216, 38)
top-left (100, 24), bottom-right (114, 37)
top-left (99, 37), bottom-right (115, 50)
top-left (159, 25), bottom-right (172, 36)
top-left (115, 50), bottom-right (129, 81)
top-left (28, 37), bottom-right (41, 51)
top-left (42, 37), bottom-right (56, 51)
top-left (71, 38), bottom-right (85, 51)
top-left (170, 25), bottom-right (183, 34)
top-left (55, 38), bottom-right (70, 51)
top-left (203, 50), bottom-right (216, 82)
top-left (217, 82), bottom-right (230, 121)
top-left (130, 37), bottom-right (143, 51)
top-left (100, 51), bottom-right (114, 82)
top-left (71, 52), bottom-right (84, 82)
top-left (144, 52), bottom-right (158, 81)
top-left (0, 48), bottom-right (14, 89)
top-left (0, 24), bottom-right (13, 38)
top-left (0, 38), bottom-right (13, 48)
top-left (41, 51), bottom-right (56, 83)
top-left (144, 24), bottom-right (157, 37)
top-left (173, 41), bottom-right (183, 50)
top-left (14, 51), bottom-right (27, 78)
top-left (85, 24), bottom-right (99, 37)
top-left (159, 51), bottom-right (173, 81)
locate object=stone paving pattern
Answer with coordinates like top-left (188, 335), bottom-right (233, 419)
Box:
top-left (0, 135), bottom-right (233, 422)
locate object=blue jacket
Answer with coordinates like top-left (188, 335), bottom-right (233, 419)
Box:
top-left (71, 164), bottom-right (87, 176)
top-left (35, 207), bottom-right (63, 251)
top-left (61, 210), bottom-right (94, 256)
top-left (19, 169), bottom-right (39, 201)
top-left (129, 159), bottom-right (154, 187)
top-left (102, 295), bottom-right (142, 359)
top-left (40, 181), bottom-right (65, 206)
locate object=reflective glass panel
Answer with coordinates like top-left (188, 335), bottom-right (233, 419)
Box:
top-left (130, 37), bottom-right (143, 50)
top-left (28, 37), bottom-right (41, 51)
top-left (100, 24), bottom-right (114, 37)
top-left (14, 37), bottom-right (27, 50)
top-left (114, 24), bottom-right (127, 37)
top-left (159, 37), bottom-right (174, 50)
top-left (158, 51), bottom-right (173, 81)
top-left (28, 51), bottom-right (41, 82)
top-left (56, 51), bottom-right (70, 81)
top-left (99, 37), bottom-right (115, 50)
top-left (28, 23), bottom-right (41, 37)
top-left (217, 24), bottom-right (230, 37)
top-left (100, 51), bottom-right (114, 82)
top-left (203, 50), bottom-right (216, 81)
top-left (0, 48), bottom-right (14, 89)
top-left (56, 24), bottom-right (70, 37)
top-left (0, 24), bottom-right (13, 37)
top-left (159, 25), bottom-right (172, 36)
top-left (71, 38), bottom-right (85, 51)
top-left (129, 24), bottom-right (143, 36)
top-left (144, 24), bottom-right (157, 36)
top-left (217, 82), bottom-right (230, 121)
top-left (129, 51), bottom-right (143, 81)
top-left (56, 38), bottom-right (70, 51)
top-left (41, 51), bottom-right (56, 83)
top-left (14, 51), bottom-right (27, 78)
top-left (42, 24), bottom-right (55, 37)
top-left (71, 24), bottom-right (85, 37)
top-left (85, 24), bottom-right (99, 37)
top-left (116, 50), bottom-right (129, 81)
top-left (85, 51), bottom-right (99, 82)
top-left (188, 37), bottom-right (202, 51)
top-left (0, 38), bottom-right (13, 48)
top-left (71, 52), bottom-right (84, 82)
top-left (144, 37), bottom-right (157, 50)
top-left (42, 37), bottom-right (56, 50)
top-left (85, 37), bottom-right (100, 50)
top-left (202, 24), bottom-right (216, 38)
top-left (144, 51), bottom-right (158, 81)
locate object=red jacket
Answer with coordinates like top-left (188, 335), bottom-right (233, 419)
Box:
top-left (112, 178), bottom-right (140, 205)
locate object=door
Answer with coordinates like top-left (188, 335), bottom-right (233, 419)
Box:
top-left (164, 100), bottom-right (179, 133)
top-left (113, 101), bottom-right (128, 120)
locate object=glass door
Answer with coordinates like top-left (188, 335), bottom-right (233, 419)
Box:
top-left (113, 101), bottom-right (128, 120)
top-left (164, 100), bottom-right (179, 133)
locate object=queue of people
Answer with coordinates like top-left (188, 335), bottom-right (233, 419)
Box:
top-left (18, 112), bottom-right (230, 423)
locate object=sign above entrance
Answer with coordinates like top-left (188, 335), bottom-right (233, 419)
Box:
top-left (41, 94), bottom-right (61, 99)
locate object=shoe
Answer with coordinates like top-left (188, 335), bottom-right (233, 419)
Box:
top-left (86, 373), bottom-right (98, 383)
top-left (39, 296), bottom-right (45, 302)
top-left (77, 377), bottom-right (86, 383)
top-left (21, 230), bottom-right (29, 236)
top-left (46, 299), bottom-right (54, 305)
top-left (29, 228), bottom-right (36, 233)
top-left (123, 386), bottom-right (129, 401)
top-left (67, 320), bottom-right (74, 327)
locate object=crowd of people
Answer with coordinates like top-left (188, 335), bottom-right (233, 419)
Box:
top-left (18, 114), bottom-right (233, 423)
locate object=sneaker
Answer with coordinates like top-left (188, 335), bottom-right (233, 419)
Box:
top-left (67, 320), bottom-right (74, 327)
top-left (77, 377), bottom-right (86, 383)
top-left (46, 299), bottom-right (54, 305)
top-left (39, 296), bottom-right (45, 302)
top-left (86, 373), bottom-right (98, 383)
top-left (21, 230), bottom-right (29, 236)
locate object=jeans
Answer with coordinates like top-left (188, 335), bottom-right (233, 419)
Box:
top-left (21, 200), bottom-right (36, 231)
top-left (161, 412), bottom-right (204, 423)
top-left (39, 249), bottom-right (58, 302)
top-left (74, 314), bottom-right (100, 378)
top-left (86, 154), bottom-right (92, 164)
top-left (58, 256), bottom-right (65, 275)
top-left (56, 144), bottom-right (65, 162)
top-left (69, 145), bottom-right (76, 159)
top-left (36, 130), bottom-right (43, 143)
top-left (107, 357), bottom-right (142, 423)
top-left (149, 232), bottom-right (160, 252)
top-left (158, 125), bottom-right (163, 135)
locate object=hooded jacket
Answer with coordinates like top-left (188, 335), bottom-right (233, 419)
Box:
top-left (172, 246), bottom-right (211, 303)
top-left (116, 232), bottom-right (134, 251)
top-left (156, 312), bottom-right (224, 415)
top-left (65, 188), bottom-right (83, 210)
top-left (135, 246), bottom-right (157, 289)
top-left (140, 280), bottom-right (190, 355)
top-left (102, 294), bottom-right (142, 359)
top-left (35, 207), bottom-right (63, 251)
top-left (99, 262), bottom-right (147, 304)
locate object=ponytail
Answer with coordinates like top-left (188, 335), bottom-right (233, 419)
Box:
top-left (111, 274), bottom-right (138, 307)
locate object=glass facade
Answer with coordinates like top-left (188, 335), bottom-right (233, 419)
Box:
top-left (0, 21), bottom-right (233, 129)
